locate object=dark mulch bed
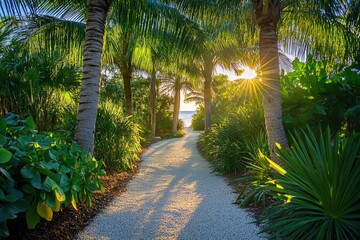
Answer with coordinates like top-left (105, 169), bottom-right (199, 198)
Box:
top-left (5, 165), bottom-right (140, 240)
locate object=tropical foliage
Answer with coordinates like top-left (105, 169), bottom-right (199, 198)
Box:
top-left (1, 0), bottom-right (360, 238)
top-left (263, 127), bottom-right (360, 239)
top-left (0, 113), bottom-right (105, 237)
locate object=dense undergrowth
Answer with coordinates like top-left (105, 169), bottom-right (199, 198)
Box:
top-left (0, 47), bottom-right (184, 237)
top-left (196, 56), bottom-right (360, 239)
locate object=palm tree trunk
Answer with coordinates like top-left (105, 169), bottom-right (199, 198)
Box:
top-left (122, 64), bottom-right (133, 116)
top-left (150, 68), bottom-right (157, 137)
top-left (172, 77), bottom-right (181, 135)
top-left (257, 2), bottom-right (288, 162)
top-left (74, 0), bottom-right (110, 152)
top-left (202, 61), bottom-right (213, 133)
top-left (120, 32), bottom-right (133, 116)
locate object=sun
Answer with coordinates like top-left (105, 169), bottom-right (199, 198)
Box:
top-left (239, 67), bottom-right (257, 79)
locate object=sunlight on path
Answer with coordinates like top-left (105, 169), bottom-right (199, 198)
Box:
top-left (77, 130), bottom-right (265, 240)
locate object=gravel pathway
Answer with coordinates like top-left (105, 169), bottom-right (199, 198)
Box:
top-left (77, 130), bottom-right (264, 240)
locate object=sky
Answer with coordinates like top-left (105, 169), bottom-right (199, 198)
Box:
top-left (180, 66), bottom-right (257, 111)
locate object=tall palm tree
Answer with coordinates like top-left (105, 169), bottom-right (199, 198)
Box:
top-left (161, 74), bottom-right (195, 134)
top-left (0, 0), bottom-right (108, 152)
top-left (74, 0), bottom-right (111, 152)
top-left (167, 0), bottom-right (359, 161)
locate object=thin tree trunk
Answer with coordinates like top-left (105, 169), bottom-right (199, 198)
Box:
top-left (119, 32), bottom-right (133, 116)
top-left (257, 2), bottom-right (288, 162)
top-left (172, 77), bottom-right (181, 135)
top-left (122, 64), bottom-right (133, 116)
top-left (202, 60), bottom-right (213, 133)
top-left (150, 68), bottom-right (157, 137)
top-left (74, 0), bottom-right (110, 152)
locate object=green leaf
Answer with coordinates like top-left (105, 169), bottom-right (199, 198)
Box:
top-left (0, 135), bottom-right (6, 146)
top-left (0, 147), bottom-right (12, 163)
top-left (43, 177), bottom-right (58, 191)
top-left (0, 119), bottom-right (6, 133)
top-left (59, 175), bottom-right (70, 192)
top-left (30, 172), bottom-right (42, 190)
top-left (40, 161), bottom-right (59, 170)
top-left (24, 117), bottom-right (36, 131)
top-left (4, 194), bottom-right (17, 203)
top-left (26, 204), bottom-right (40, 229)
top-left (59, 165), bottom-right (70, 174)
top-left (0, 168), bottom-right (13, 182)
top-left (21, 166), bottom-right (37, 179)
top-left (22, 184), bottom-right (37, 195)
top-left (48, 150), bottom-right (58, 161)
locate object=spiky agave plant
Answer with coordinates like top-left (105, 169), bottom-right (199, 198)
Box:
top-left (263, 127), bottom-right (360, 239)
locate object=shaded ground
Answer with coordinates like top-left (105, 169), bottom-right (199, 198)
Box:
top-left (6, 131), bottom-right (265, 240)
top-left (77, 130), bottom-right (264, 239)
top-left (6, 164), bottom-right (140, 240)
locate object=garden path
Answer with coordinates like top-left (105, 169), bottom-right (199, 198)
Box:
top-left (77, 129), bottom-right (264, 240)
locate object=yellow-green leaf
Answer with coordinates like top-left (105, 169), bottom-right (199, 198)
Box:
top-left (37, 201), bottom-right (53, 221)
top-left (71, 198), bottom-right (78, 211)
top-left (268, 159), bottom-right (287, 175)
top-left (52, 198), bottom-right (61, 212)
top-left (54, 188), bottom-right (65, 202)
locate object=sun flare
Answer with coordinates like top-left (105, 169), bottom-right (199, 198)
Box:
top-left (239, 67), bottom-right (257, 79)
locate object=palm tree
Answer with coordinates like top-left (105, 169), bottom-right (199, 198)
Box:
top-left (168, 0), bottom-right (359, 161)
top-left (74, 0), bottom-right (111, 152)
top-left (0, 0), bottom-right (107, 152)
top-left (161, 74), bottom-right (195, 134)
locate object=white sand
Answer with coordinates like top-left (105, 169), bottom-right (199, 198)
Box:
top-left (77, 130), bottom-right (265, 240)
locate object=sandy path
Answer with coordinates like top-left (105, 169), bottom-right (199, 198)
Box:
top-left (77, 130), bottom-right (264, 240)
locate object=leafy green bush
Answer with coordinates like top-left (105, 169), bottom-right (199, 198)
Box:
top-left (263, 127), bottom-right (360, 239)
top-left (0, 113), bottom-right (105, 237)
top-left (0, 49), bottom-right (80, 131)
top-left (95, 100), bottom-right (142, 170)
top-left (200, 103), bottom-right (265, 174)
top-left (281, 55), bottom-right (360, 134)
top-left (234, 131), bottom-right (273, 207)
top-left (192, 106), bottom-right (205, 130)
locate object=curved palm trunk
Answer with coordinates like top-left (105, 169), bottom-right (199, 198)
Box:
top-left (256, 0), bottom-right (288, 162)
top-left (150, 69), bottom-right (157, 137)
top-left (172, 77), bottom-right (181, 135)
top-left (202, 60), bottom-right (214, 133)
top-left (74, 0), bottom-right (110, 152)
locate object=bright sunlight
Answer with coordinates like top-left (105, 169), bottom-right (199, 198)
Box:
top-left (239, 67), bottom-right (257, 79)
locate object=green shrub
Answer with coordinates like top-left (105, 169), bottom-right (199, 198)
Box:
top-left (234, 131), bottom-right (273, 207)
top-left (281, 55), bottom-right (360, 134)
top-left (200, 103), bottom-right (265, 174)
top-left (263, 127), bottom-right (360, 239)
top-left (95, 100), bottom-right (142, 170)
top-left (192, 106), bottom-right (205, 130)
top-left (0, 113), bottom-right (105, 237)
top-left (0, 49), bottom-right (80, 131)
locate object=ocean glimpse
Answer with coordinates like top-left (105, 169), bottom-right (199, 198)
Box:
top-left (179, 111), bottom-right (195, 127)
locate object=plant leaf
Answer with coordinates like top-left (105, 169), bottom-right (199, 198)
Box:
top-left (36, 201), bottom-right (53, 221)
top-left (0, 147), bottom-right (12, 163)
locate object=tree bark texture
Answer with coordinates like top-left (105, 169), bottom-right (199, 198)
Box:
top-left (172, 77), bottom-right (181, 135)
top-left (202, 61), bottom-right (213, 133)
top-left (150, 69), bottom-right (157, 137)
top-left (119, 32), bottom-right (133, 116)
top-left (255, 0), bottom-right (288, 162)
top-left (75, 0), bottom-right (110, 152)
